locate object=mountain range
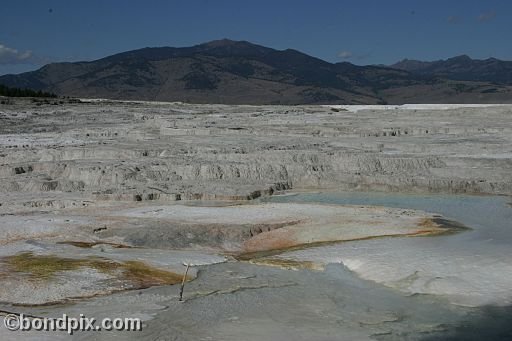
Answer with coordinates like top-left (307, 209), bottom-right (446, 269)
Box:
top-left (391, 55), bottom-right (512, 85)
top-left (1, 39), bottom-right (512, 104)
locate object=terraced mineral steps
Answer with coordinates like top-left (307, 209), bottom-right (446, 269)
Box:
top-left (0, 199), bottom-right (463, 305)
top-left (1, 99), bottom-right (509, 340)
top-left (1, 99), bottom-right (512, 211)
top-left (0, 98), bottom-right (505, 306)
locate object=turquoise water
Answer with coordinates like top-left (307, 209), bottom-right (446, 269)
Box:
top-left (264, 191), bottom-right (512, 340)
top-left (268, 191), bottom-right (512, 243)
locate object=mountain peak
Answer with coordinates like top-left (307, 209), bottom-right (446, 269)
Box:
top-left (447, 54), bottom-right (472, 62)
top-left (200, 38), bottom-right (240, 48)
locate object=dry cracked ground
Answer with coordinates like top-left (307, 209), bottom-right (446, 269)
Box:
top-left (0, 98), bottom-right (511, 340)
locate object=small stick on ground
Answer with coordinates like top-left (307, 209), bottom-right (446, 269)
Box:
top-left (179, 263), bottom-right (190, 302)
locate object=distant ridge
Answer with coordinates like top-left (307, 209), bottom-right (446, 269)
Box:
top-left (391, 55), bottom-right (512, 85)
top-left (1, 39), bottom-right (511, 104)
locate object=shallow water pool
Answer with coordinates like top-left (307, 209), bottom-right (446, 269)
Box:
top-left (267, 192), bottom-right (512, 307)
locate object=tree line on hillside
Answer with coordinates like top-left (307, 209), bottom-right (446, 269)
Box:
top-left (0, 84), bottom-right (57, 98)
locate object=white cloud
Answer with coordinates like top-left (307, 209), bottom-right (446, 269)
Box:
top-left (0, 44), bottom-right (39, 65)
top-left (478, 10), bottom-right (496, 22)
top-left (338, 50), bottom-right (371, 62)
top-left (338, 51), bottom-right (353, 59)
top-left (447, 15), bottom-right (461, 24)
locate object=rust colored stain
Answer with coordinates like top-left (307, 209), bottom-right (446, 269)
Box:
top-left (417, 217), bottom-right (440, 229)
top-left (241, 216), bottom-right (457, 255)
top-left (243, 228), bottom-right (299, 253)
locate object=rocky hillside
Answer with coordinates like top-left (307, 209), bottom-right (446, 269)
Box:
top-left (1, 40), bottom-right (512, 104)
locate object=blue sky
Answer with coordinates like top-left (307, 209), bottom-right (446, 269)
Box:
top-left (0, 0), bottom-right (511, 75)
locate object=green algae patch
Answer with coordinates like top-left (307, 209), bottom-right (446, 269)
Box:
top-left (122, 260), bottom-right (188, 287)
top-left (5, 252), bottom-right (95, 280)
top-left (248, 257), bottom-right (323, 271)
top-left (57, 241), bottom-right (133, 249)
top-left (3, 252), bottom-right (189, 287)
